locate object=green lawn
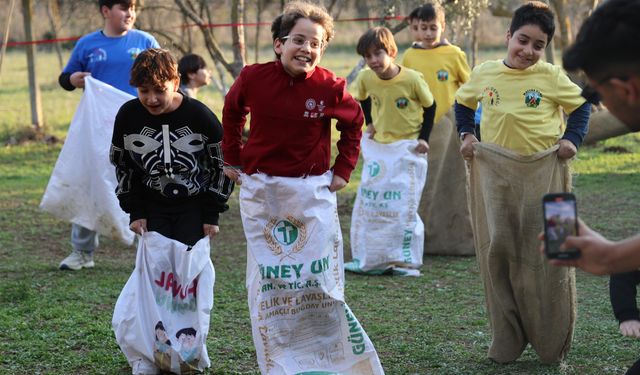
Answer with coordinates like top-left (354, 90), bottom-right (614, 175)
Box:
top-left (1, 51), bottom-right (640, 374)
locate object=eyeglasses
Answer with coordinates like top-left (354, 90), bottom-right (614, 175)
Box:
top-left (580, 75), bottom-right (628, 105)
top-left (281, 34), bottom-right (324, 50)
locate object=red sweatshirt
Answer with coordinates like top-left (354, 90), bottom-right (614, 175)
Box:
top-left (222, 61), bottom-right (363, 182)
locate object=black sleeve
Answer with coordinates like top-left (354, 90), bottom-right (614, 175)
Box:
top-left (360, 98), bottom-right (373, 125)
top-left (58, 72), bottom-right (75, 91)
top-left (200, 107), bottom-right (234, 225)
top-left (455, 101), bottom-right (476, 135)
top-left (109, 104), bottom-right (146, 223)
top-left (418, 102), bottom-right (437, 142)
top-left (610, 271), bottom-right (640, 324)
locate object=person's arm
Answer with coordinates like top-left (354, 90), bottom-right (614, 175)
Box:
top-left (331, 81), bottom-right (364, 191)
top-left (222, 69), bottom-right (248, 182)
top-left (360, 97), bottom-right (373, 126)
top-left (359, 98), bottom-right (376, 139)
top-left (59, 73), bottom-right (75, 91)
top-left (558, 102), bottom-right (591, 159)
top-left (549, 219), bottom-right (640, 275)
top-left (109, 105), bottom-right (146, 224)
top-left (418, 102), bottom-right (436, 142)
top-left (201, 110), bottom-right (233, 226)
top-left (610, 271), bottom-right (640, 323)
top-left (455, 101), bottom-right (479, 160)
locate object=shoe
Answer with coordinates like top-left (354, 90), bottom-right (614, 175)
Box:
top-left (59, 250), bottom-right (95, 270)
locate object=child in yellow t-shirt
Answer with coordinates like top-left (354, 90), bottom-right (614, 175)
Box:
top-left (401, 3), bottom-right (470, 122)
top-left (353, 26), bottom-right (436, 151)
top-left (454, 1), bottom-right (591, 365)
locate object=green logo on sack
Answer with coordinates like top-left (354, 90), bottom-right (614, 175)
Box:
top-left (273, 220), bottom-right (298, 245)
top-left (367, 161), bottom-right (381, 177)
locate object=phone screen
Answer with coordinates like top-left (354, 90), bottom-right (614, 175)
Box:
top-left (543, 194), bottom-right (579, 258)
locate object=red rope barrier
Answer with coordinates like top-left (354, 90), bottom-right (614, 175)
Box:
top-left (2, 15), bottom-right (406, 48)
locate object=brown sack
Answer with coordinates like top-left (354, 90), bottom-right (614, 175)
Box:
top-left (467, 143), bottom-right (576, 364)
top-left (419, 109), bottom-right (475, 255)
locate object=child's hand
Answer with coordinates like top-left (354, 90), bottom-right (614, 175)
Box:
top-left (329, 175), bottom-right (347, 192)
top-left (366, 123), bottom-right (376, 139)
top-left (620, 320), bottom-right (640, 338)
top-left (460, 134), bottom-right (479, 160)
top-left (70, 72), bottom-right (91, 88)
top-left (557, 139), bottom-right (577, 160)
top-left (130, 218), bottom-right (147, 235)
top-left (415, 139), bottom-right (429, 154)
top-left (224, 166), bottom-right (242, 185)
top-left (203, 224), bottom-right (220, 238)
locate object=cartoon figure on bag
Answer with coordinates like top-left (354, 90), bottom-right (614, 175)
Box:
top-left (153, 321), bottom-right (173, 371)
top-left (176, 327), bottom-right (200, 373)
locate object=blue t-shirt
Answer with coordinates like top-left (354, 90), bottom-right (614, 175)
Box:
top-left (62, 29), bottom-right (159, 96)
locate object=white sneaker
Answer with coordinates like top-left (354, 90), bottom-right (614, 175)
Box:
top-left (59, 250), bottom-right (95, 270)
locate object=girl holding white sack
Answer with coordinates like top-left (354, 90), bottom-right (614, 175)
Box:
top-left (222, 2), bottom-right (384, 374)
top-left (346, 27), bottom-right (436, 276)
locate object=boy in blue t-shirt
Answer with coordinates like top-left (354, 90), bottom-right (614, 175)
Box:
top-left (57, 0), bottom-right (159, 271)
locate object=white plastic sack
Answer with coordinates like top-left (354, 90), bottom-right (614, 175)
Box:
top-left (40, 77), bottom-right (134, 244)
top-left (240, 172), bottom-right (384, 375)
top-left (112, 232), bottom-right (214, 374)
top-left (345, 136), bottom-right (428, 276)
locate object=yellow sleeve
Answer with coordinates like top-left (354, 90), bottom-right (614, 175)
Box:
top-left (455, 65), bottom-right (482, 109)
top-left (414, 73), bottom-right (435, 108)
top-left (352, 70), bottom-right (368, 101)
top-left (552, 68), bottom-right (587, 114)
top-left (456, 50), bottom-right (471, 85)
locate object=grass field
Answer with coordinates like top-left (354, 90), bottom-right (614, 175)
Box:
top-left (1, 51), bottom-right (640, 374)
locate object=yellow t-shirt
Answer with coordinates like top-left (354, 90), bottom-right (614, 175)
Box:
top-left (401, 44), bottom-right (471, 122)
top-left (455, 60), bottom-right (586, 155)
top-left (352, 66), bottom-right (434, 144)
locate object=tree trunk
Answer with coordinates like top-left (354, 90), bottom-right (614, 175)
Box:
top-left (46, 0), bottom-right (64, 70)
top-left (22, 0), bottom-right (44, 131)
top-left (0, 0), bottom-right (17, 78)
top-left (231, 0), bottom-right (247, 74)
top-left (549, 0), bottom-right (571, 49)
top-left (254, 0), bottom-right (263, 63)
top-left (174, 0), bottom-right (244, 78)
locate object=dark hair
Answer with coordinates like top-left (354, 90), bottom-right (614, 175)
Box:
top-left (154, 321), bottom-right (171, 345)
top-left (356, 27), bottom-right (398, 58)
top-left (99, 0), bottom-right (134, 9)
top-left (176, 327), bottom-right (197, 338)
top-left (563, 0), bottom-right (640, 78)
top-left (509, 1), bottom-right (555, 44)
top-left (130, 48), bottom-right (179, 88)
top-left (271, 1), bottom-right (334, 57)
top-left (178, 54), bottom-right (207, 86)
top-left (407, 6), bottom-right (422, 22)
top-left (414, 3), bottom-right (445, 26)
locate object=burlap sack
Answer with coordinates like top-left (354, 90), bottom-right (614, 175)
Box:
top-left (419, 110), bottom-right (475, 255)
top-left (467, 143), bottom-right (576, 364)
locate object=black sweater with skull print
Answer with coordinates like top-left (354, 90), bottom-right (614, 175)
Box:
top-left (110, 94), bottom-right (233, 225)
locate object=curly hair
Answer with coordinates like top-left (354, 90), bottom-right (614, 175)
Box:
top-left (271, 1), bottom-right (334, 57)
top-left (130, 48), bottom-right (179, 88)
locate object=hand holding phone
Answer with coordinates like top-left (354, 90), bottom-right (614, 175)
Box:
top-left (543, 193), bottom-right (581, 259)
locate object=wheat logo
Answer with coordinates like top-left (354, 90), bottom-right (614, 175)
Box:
top-left (264, 216), bottom-right (307, 258)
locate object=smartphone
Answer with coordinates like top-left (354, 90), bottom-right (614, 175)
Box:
top-left (542, 193), bottom-right (580, 259)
